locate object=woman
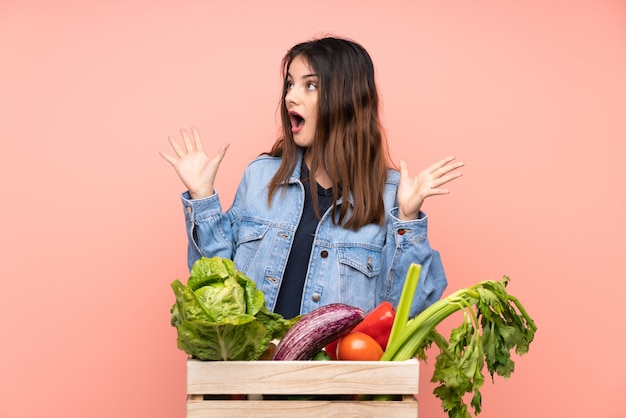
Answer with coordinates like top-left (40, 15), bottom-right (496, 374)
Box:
top-left (161, 36), bottom-right (463, 319)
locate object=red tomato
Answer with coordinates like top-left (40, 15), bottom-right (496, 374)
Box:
top-left (324, 301), bottom-right (395, 359)
top-left (336, 331), bottom-right (384, 361)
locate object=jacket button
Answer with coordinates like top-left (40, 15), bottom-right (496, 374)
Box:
top-left (397, 228), bottom-right (405, 235)
top-left (320, 250), bottom-right (329, 258)
top-left (312, 293), bottom-right (321, 302)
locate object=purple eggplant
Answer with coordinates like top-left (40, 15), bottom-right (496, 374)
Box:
top-left (272, 303), bottom-right (365, 361)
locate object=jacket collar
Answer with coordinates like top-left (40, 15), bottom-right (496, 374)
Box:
top-left (287, 149), bottom-right (355, 207)
top-left (288, 148), bottom-right (304, 184)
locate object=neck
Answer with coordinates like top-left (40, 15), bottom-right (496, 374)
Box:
top-left (304, 154), bottom-right (332, 189)
top-left (315, 171), bottom-right (332, 189)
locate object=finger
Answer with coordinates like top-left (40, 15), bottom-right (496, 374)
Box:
top-left (181, 129), bottom-right (194, 152)
top-left (399, 159), bottom-right (409, 180)
top-left (431, 188), bottom-right (450, 195)
top-left (436, 162), bottom-right (464, 178)
top-left (433, 171), bottom-right (463, 188)
top-left (432, 159), bottom-right (464, 180)
top-left (168, 136), bottom-right (185, 158)
top-left (428, 156), bottom-right (457, 173)
top-left (159, 150), bottom-right (177, 166)
top-left (215, 143), bottom-right (230, 163)
top-left (191, 126), bottom-right (204, 151)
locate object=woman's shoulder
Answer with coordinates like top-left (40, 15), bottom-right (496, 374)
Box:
top-left (382, 168), bottom-right (400, 206)
top-left (385, 168), bottom-right (400, 186)
top-left (245, 153), bottom-right (282, 170)
top-left (240, 154), bottom-right (283, 181)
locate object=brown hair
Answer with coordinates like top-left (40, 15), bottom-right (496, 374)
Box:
top-left (267, 36), bottom-right (392, 230)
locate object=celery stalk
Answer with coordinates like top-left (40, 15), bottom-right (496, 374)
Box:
top-left (379, 276), bottom-right (538, 418)
top-left (386, 263), bottom-right (421, 351)
top-left (380, 289), bottom-right (477, 361)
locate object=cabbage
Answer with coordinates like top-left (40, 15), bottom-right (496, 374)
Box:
top-left (170, 256), bottom-right (295, 360)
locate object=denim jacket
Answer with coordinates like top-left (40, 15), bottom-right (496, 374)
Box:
top-left (181, 154), bottom-right (447, 317)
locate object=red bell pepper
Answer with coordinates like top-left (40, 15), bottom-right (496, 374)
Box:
top-left (324, 301), bottom-right (395, 359)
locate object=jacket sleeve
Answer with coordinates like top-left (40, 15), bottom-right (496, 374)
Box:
top-left (378, 208), bottom-right (448, 317)
top-left (180, 189), bottom-right (240, 271)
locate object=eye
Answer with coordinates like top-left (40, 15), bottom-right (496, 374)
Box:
top-left (306, 81), bottom-right (318, 91)
top-left (285, 80), bottom-right (294, 90)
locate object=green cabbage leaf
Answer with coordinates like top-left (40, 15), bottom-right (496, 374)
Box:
top-left (170, 256), bottom-right (295, 360)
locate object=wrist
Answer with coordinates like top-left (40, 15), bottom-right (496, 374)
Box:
top-left (398, 210), bottom-right (419, 221)
top-left (398, 198), bottom-right (424, 221)
top-left (189, 187), bottom-right (215, 200)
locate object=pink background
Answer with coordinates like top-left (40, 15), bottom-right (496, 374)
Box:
top-left (1, 1), bottom-right (625, 417)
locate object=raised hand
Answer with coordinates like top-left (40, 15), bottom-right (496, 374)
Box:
top-left (397, 156), bottom-right (464, 221)
top-left (159, 126), bottom-right (229, 199)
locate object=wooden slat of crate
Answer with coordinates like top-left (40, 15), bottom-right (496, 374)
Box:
top-left (187, 399), bottom-right (418, 418)
top-left (187, 359), bottom-right (419, 395)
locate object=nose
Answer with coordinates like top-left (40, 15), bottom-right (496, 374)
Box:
top-left (285, 86), bottom-right (299, 105)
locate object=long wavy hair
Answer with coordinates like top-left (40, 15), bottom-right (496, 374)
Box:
top-left (267, 36), bottom-right (392, 230)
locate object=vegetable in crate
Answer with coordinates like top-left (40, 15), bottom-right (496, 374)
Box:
top-left (325, 300), bottom-right (395, 360)
top-left (352, 301), bottom-right (395, 350)
top-left (170, 256), bottom-right (296, 361)
top-left (336, 331), bottom-right (384, 361)
top-left (272, 303), bottom-right (365, 360)
top-left (381, 264), bottom-right (537, 418)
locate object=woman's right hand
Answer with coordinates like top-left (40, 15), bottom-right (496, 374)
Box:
top-left (159, 126), bottom-right (229, 199)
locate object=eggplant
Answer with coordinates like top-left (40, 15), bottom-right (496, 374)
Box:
top-left (272, 303), bottom-right (365, 361)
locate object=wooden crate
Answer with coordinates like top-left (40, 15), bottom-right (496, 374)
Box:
top-left (187, 359), bottom-right (419, 418)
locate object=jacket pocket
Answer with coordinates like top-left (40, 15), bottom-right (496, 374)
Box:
top-left (337, 246), bottom-right (382, 279)
top-left (234, 220), bottom-right (270, 272)
top-left (337, 246), bottom-right (382, 312)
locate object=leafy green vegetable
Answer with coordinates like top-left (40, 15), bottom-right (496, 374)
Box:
top-left (170, 256), bottom-right (296, 361)
top-left (380, 269), bottom-right (537, 418)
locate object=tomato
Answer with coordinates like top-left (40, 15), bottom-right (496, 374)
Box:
top-left (324, 301), bottom-right (396, 359)
top-left (336, 331), bottom-right (384, 361)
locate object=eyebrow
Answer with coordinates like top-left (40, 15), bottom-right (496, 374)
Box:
top-left (287, 72), bottom-right (319, 79)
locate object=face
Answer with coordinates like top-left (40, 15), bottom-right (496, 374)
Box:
top-left (285, 55), bottom-right (319, 148)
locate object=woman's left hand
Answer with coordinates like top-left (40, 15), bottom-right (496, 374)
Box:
top-left (397, 156), bottom-right (464, 221)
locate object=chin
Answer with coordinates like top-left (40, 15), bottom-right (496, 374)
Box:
top-left (293, 135), bottom-right (314, 148)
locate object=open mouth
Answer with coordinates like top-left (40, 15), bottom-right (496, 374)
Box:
top-left (288, 111), bottom-right (305, 133)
